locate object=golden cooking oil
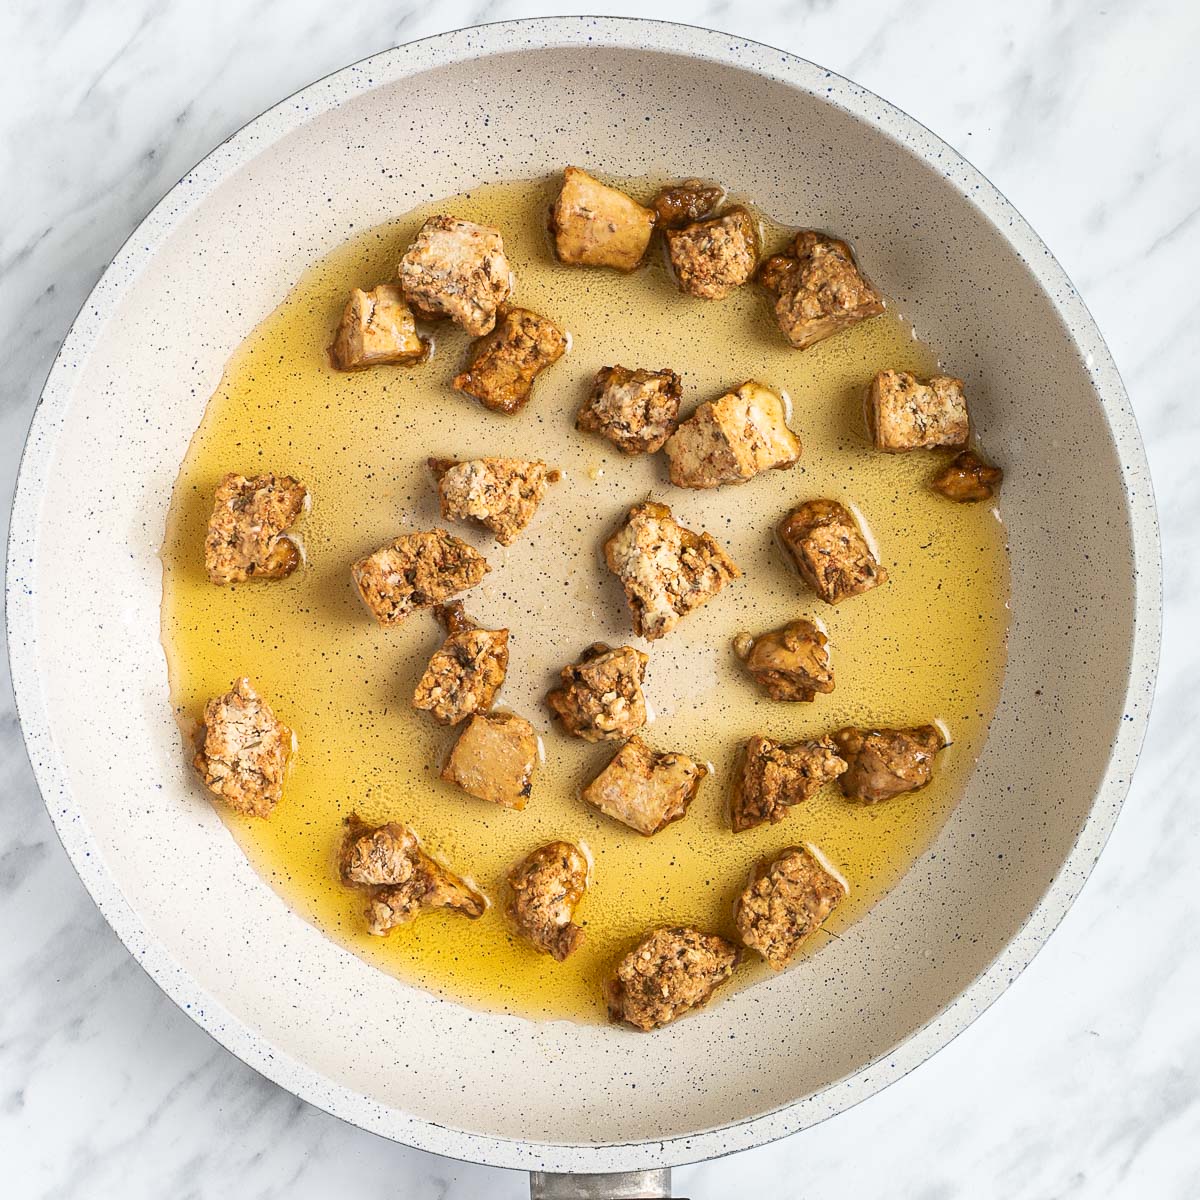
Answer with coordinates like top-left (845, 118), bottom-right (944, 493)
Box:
top-left (160, 176), bottom-right (1010, 1022)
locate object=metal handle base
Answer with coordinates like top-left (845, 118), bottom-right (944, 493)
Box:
top-left (529, 1169), bottom-right (679, 1199)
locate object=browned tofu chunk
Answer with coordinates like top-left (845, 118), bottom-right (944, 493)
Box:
top-left (778, 499), bottom-right (886, 605)
top-left (665, 381), bottom-right (800, 489)
top-left (734, 618), bottom-right (834, 702)
top-left (867, 369), bottom-right (970, 451)
top-left (665, 207), bottom-right (758, 300)
top-left (581, 735), bottom-right (707, 836)
top-left (366, 867), bottom-right (486, 934)
top-left (577, 365), bottom-right (682, 455)
top-left (762, 231), bottom-right (884, 349)
top-left (329, 284), bottom-right (426, 370)
top-left (651, 180), bottom-right (723, 229)
top-left (398, 215), bottom-right (512, 336)
top-left (932, 450), bottom-right (1003, 502)
top-left (338, 816), bottom-right (485, 935)
top-left (352, 529), bottom-right (489, 627)
top-left (338, 815), bottom-right (419, 886)
top-left (730, 733), bottom-right (847, 833)
top-left (203, 472), bottom-right (307, 585)
top-left (833, 725), bottom-right (946, 804)
top-left (507, 841), bottom-right (589, 961)
top-left (442, 711), bottom-right (539, 810)
top-left (551, 166), bottom-right (656, 272)
top-left (735, 845), bottom-right (847, 970)
top-left (412, 602), bottom-right (509, 725)
top-left (604, 501), bottom-right (740, 641)
top-left (193, 677), bottom-right (293, 818)
top-left (546, 643), bottom-right (648, 742)
top-left (428, 456), bottom-right (559, 545)
top-left (606, 926), bottom-right (739, 1031)
top-left (453, 307), bottom-right (568, 414)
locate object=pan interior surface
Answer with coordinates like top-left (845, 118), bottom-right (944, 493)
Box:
top-left (159, 174), bottom-right (1010, 1023)
top-left (6, 24), bottom-right (1154, 1171)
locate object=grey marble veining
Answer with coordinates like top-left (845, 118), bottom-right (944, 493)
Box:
top-left (2, 1), bottom-right (1197, 1196)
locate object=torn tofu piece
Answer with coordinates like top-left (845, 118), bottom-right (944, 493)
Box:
top-left (833, 725), bottom-right (946, 804)
top-left (757, 253), bottom-right (800, 296)
top-left (651, 179), bottom-right (723, 229)
top-left (203, 472), bottom-right (307, 585)
top-left (581, 735), bottom-right (707, 836)
top-left (453, 307), bottom-right (568, 414)
top-left (735, 845), bottom-right (847, 970)
top-left (606, 926), bottom-right (739, 1031)
top-left (398, 215), bottom-right (512, 336)
top-left (366, 867), bottom-right (486, 935)
top-left (932, 450), bottom-right (1003, 502)
top-left (762, 231), bottom-right (884, 349)
top-left (551, 166), bottom-right (656, 272)
top-left (866, 369), bottom-right (970, 451)
top-left (412, 602), bottom-right (509, 725)
top-left (337, 816), bottom-right (485, 935)
top-left (338, 813), bottom-right (421, 886)
top-left (193, 677), bottom-right (293, 818)
top-left (546, 643), bottom-right (649, 742)
top-left (665, 207), bottom-right (758, 300)
top-left (352, 529), bottom-right (489, 627)
top-left (441, 711), bottom-right (539, 810)
top-left (604, 501), bottom-right (740, 641)
top-left (329, 284), bottom-right (426, 370)
top-left (729, 733), bottom-right (847, 833)
top-left (665, 381), bottom-right (800, 489)
top-left (507, 841), bottom-right (589, 961)
top-left (428, 456), bottom-right (559, 545)
top-left (577, 365), bottom-right (682, 455)
top-left (734, 619), bottom-right (834, 702)
top-left (777, 499), bottom-right (886, 605)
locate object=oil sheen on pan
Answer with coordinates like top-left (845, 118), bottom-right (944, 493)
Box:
top-left (160, 175), bottom-right (1010, 1023)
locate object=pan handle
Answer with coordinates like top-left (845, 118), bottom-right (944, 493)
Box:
top-left (529, 1169), bottom-right (679, 1198)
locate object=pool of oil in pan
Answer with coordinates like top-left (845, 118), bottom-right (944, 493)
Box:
top-left (160, 176), bottom-right (1010, 1022)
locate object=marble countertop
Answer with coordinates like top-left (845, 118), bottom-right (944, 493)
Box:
top-left (2, 1), bottom-right (1197, 1196)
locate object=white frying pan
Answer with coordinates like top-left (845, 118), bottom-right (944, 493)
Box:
top-left (5, 18), bottom-right (1160, 1198)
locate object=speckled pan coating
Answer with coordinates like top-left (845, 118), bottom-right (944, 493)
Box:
top-left (4, 18), bottom-right (1160, 1175)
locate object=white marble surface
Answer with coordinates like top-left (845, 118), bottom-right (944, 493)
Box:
top-left (1, 1), bottom-right (1196, 1195)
